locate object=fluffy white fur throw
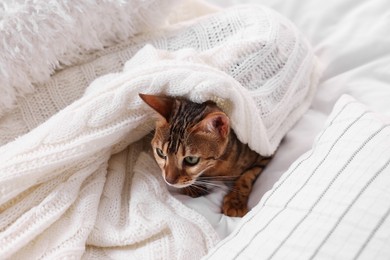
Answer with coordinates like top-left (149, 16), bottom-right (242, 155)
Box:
top-left (0, 0), bottom-right (320, 259)
top-left (0, 0), bottom-right (179, 116)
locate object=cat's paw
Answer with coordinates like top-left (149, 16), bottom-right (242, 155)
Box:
top-left (181, 185), bottom-right (209, 198)
top-left (222, 192), bottom-right (248, 217)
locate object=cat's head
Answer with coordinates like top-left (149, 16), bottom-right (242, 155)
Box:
top-left (139, 93), bottom-right (230, 188)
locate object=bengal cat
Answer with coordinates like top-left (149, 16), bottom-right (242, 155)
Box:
top-left (139, 93), bottom-right (272, 217)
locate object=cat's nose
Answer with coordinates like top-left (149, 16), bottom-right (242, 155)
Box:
top-left (164, 161), bottom-right (181, 186)
top-left (165, 173), bottom-right (179, 186)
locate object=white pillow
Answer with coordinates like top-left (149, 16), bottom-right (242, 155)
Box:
top-left (205, 95), bottom-right (390, 259)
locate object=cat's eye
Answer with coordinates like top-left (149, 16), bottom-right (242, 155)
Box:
top-left (156, 148), bottom-right (166, 159)
top-left (184, 156), bottom-right (200, 166)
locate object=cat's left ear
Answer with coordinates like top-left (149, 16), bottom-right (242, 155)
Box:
top-left (139, 93), bottom-right (174, 121)
top-left (196, 112), bottom-right (230, 138)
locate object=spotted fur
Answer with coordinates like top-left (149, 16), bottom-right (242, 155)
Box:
top-left (139, 93), bottom-right (273, 217)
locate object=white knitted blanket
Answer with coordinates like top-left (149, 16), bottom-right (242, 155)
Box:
top-left (0, 0), bottom-right (320, 259)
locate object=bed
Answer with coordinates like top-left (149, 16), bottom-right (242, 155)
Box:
top-left (0, 0), bottom-right (389, 259)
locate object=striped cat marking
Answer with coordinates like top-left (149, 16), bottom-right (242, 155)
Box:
top-left (139, 93), bottom-right (272, 217)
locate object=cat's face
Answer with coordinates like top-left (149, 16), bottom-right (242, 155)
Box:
top-left (151, 119), bottom-right (227, 187)
top-left (140, 94), bottom-right (230, 188)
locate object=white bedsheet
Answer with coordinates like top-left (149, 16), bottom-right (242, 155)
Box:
top-left (174, 0), bottom-right (390, 240)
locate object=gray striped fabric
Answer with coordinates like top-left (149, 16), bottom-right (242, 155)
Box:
top-left (205, 95), bottom-right (390, 260)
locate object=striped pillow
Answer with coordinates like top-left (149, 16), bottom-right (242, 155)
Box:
top-left (205, 95), bottom-right (390, 259)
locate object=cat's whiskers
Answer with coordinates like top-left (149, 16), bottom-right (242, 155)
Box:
top-left (188, 183), bottom-right (208, 194)
top-left (194, 180), bottom-right (227, 189)
top-left (198, 175), bottom-right (238, 185)
top-left (194, 179), bottom-right (247, 195)
top-left (198, 175), bottom-right (238, 180)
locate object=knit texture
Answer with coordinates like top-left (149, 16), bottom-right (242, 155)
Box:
top-left (0, 1), bottom-right (320, 259)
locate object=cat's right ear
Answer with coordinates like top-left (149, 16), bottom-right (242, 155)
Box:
top-left (195, 112), bottom-right (230, 139)
top-left (139, 93), bottom-right (174, 121)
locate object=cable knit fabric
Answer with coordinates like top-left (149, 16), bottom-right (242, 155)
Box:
top-left (0, 0), bottom-right (320, 259)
